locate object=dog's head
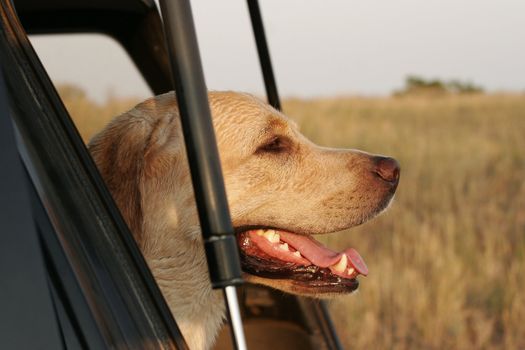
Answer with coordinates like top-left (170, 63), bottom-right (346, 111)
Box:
top-left (89, 91), bottom-right (399, 297)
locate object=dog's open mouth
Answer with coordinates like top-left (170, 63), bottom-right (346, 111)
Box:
top-left (237, 229), bottom-right (368, 294)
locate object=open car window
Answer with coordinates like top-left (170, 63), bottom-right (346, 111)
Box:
top-left (2, 0), bottom-right (348, 348)
top-left (30, 33), bottom-right (152, 142)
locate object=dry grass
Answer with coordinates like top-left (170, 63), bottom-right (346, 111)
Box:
top-left (284, 94), bottom-right (525, 350)
top-left (57, 84), bottom-right (142, 142)
top-left (60, 86), bottom-right (525, 349)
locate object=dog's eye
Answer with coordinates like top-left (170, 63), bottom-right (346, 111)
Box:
top-left (256, 136), bottom-right (289, 154)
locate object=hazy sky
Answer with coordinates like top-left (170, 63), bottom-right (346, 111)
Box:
top-left (31, 0), bottom-right (525, 102)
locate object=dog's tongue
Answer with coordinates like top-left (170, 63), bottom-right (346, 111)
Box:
top-left (279, 231), bottom-right (368, 276)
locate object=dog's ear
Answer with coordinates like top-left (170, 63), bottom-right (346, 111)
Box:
top-left (142, 114), bottom-right (183, 179)
top-left (88, 105), bottom-right (182, 247)
top-left (88, 113), bottom-right (149, 246)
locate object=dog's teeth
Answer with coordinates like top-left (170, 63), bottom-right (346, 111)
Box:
top-left (293, 251), bottom-right (302, 258)
top-left (332, 254), bottom-right (347, 273)
top-left (263, 230), bottom-right (274, 241)
top-left (279, 243), bottom-right (289, 251)
top-left (347, 267), bottom-right (355, 276)
top-left (263, 229), bottom-right (280, 243)
top-left (256, 230), bottom-right (264, 236)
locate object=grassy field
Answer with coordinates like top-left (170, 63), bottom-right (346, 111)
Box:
top-left (61, 86), bottom-right (525, 349)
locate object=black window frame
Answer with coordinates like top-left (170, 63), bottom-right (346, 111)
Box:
top-left (1, 0), bottom-right (187, 348)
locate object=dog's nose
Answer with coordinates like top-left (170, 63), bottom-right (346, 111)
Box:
top-left (373, 156), bottom-right (400, 184)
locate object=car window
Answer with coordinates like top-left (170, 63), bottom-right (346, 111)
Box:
top-left (30, 33), bottom-right (152, 142)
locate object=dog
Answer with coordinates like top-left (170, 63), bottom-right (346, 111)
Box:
top-left (88, 91), bottom-right (400, 349)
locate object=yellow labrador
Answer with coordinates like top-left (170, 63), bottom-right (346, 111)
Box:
top-left (88, 91), bottom-right (400, 349)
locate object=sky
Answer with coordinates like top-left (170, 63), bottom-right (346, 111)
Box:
top-left (30, 0), bottom-right (525, 103)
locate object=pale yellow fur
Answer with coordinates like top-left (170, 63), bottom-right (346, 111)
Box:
top-left (89, 91), bottom-right (396, 349)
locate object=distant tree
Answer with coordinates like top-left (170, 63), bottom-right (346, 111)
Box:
top-left (394, 75), bottom-right (484, 96)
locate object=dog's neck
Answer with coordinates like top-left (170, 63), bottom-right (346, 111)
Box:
top-left (141, 200), bottom-right (226, 350)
